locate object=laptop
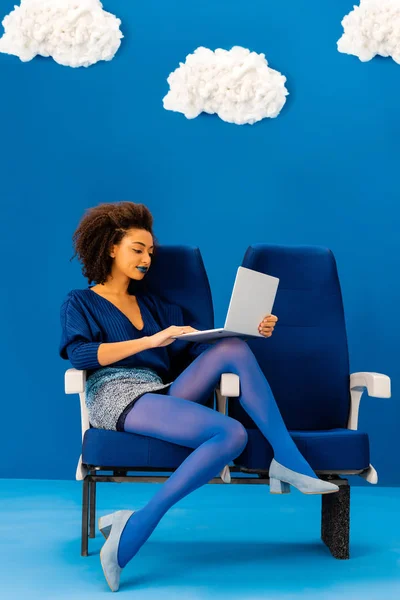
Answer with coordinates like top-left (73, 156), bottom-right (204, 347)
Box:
top-left (172, 266), bottom-right (280, 342)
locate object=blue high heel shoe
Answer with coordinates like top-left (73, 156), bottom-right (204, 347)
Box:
top-left (269, 459), bottom-right (339, 495)
top-left (100, 510), bottom-right (134, 592)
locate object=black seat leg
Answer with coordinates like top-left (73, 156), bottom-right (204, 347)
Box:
top-left (81, 478), bottom-right (89, 557)
top-left (321, 479), bottom-right (350, 559)
top-left (89, 479), bottom-right (96, 539)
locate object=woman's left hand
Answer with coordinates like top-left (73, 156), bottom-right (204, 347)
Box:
top-left (258, 314), bottom-right (278, 337)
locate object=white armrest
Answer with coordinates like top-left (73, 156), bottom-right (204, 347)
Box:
top-left (218, 373), bottom-right (240, 397)
top-left (64, 369), bottom-right (89, 479)
top-left (350, 372), bottom-right (391, 398)
top-left (65, 368), bottom-right (86, 394)
top-left (348, 372), bottom-right (391, 430)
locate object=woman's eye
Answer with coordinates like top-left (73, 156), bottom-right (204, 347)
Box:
top-left (133, 249), bottom-right (153, 258)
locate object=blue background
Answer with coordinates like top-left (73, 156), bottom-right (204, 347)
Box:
top-left (0, 0), bottom-right (398, 483)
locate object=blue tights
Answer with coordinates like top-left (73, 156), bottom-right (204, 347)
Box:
top-left (118, 337), bottom-right (315, 568)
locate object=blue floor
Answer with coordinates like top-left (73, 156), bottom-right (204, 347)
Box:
top-left (1, 479), bottom-right (399, 599)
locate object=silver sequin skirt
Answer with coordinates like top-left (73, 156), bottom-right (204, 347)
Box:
top-left (85, 367), bottom-right (173, 431)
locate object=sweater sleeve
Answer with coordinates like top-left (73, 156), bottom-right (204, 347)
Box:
top-left (59, 293), bottom-right (102, 370)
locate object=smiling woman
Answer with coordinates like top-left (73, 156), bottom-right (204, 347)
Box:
top-left (71, 201), bottom-right (158, 286)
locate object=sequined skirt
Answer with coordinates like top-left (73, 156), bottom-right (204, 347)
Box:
top-left (85, 367), bottom-right (172, 431)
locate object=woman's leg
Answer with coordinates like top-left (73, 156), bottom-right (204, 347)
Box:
top-left (118, 393), bottom-right (248, 568)
top-left (168, 337), bottom-right (315, 478)
top-left (116, 337), bottom-right (327, 572)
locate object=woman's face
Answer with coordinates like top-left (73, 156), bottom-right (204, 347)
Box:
top-left (110, 228), bottom-right (154, 280)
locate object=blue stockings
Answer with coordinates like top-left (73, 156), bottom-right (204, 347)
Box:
top-left (118, 337), bottom-right (315, 568)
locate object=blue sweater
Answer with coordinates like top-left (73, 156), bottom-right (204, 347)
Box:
top-left (59, 288), bottom-right (211, 382)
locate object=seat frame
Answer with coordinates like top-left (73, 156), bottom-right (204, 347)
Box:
top-left (65, 368), bottom-right (390, 559)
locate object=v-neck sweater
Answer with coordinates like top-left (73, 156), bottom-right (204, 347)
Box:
top-left (59, 288), bottom-right (210, 382)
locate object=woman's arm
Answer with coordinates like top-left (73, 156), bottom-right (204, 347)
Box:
top-left (97, 337), bottom-right (152, 367)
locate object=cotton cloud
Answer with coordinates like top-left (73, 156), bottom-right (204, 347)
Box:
top-left (0, 0), bottom-right (123, 68)
top-left (337, 0), bottom-right (400, 64)
top-left (163, 46), bottom-right (288, 125)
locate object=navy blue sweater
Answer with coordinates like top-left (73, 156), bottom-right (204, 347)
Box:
top-left (59, 288), bottom-right (210, 382)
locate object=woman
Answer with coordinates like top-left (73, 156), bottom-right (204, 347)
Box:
top-left (60, 201), bottom-right (338, 592)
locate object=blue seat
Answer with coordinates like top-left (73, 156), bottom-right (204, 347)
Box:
top-left (65, 243), bottom-right (390, 560)
top-left (218, 244), bottom-right (390, 558)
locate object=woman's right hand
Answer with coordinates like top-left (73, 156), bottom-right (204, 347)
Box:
top-left (147, 326), bottom-right (199, 348)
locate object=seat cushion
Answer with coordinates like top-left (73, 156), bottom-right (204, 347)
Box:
top-left (235, 428), bottom-right (370, 472)
top-left (82, 428), bottom-right (193, 468)
top-left (83, 427), bottom-right (370, 473)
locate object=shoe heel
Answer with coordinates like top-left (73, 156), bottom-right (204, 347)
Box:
top-left (270, 477), bottom-right (291, 494)
top-left (98, 513), bottom-right (114, 539)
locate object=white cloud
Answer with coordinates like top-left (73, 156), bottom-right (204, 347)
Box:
top-left (0, 0), bottom-right (123, 68)
top-left (163, 46), bottom-right (288, 125)
top-left (337, 0), bottom-right (400, 64)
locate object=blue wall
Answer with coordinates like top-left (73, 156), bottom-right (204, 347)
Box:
top-left (1, 0), bottom-right (398, 483)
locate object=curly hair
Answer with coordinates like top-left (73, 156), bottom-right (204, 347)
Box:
top-left (71, 201), bottom-right (157, 285)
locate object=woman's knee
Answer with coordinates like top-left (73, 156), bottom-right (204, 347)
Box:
top-left (222, 418), bottom-right (248, 456)
top-left (217, 337), bottom-right (249, 353)
top-left (214, 337), bottom-right (252, 363)
top-left (212, 337), bottom-right (253, 373)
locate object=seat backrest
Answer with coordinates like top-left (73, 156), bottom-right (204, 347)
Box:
top-left (228, 245), bottom-right (351, 431)
top-left (129, 244), bottom-right (214, 330)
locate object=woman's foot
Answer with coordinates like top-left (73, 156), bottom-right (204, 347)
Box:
top-left (100, 510), bottom-right (134, 592)
top-left (269, 459), bottom-right (339, 495)
top-left (99, 510), bottom-right (133, 540)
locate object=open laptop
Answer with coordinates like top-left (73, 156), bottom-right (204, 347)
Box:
top-left (172, 266), bottom-right (280, 342)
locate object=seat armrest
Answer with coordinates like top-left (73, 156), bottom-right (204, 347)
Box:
top-left (64, 369), bottom-right (90, 463)
top-left (65, 368), bottom-right (87, 394)
top-left (348, 372), bottom-right (391, 430)
top-left (350, 372), bottom-right (391, 398)
top-left (217, 373), bottom-right (240, 398)
top-left (216, 373), bottom-right (240, 416)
